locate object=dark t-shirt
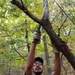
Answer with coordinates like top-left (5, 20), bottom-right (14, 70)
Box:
top-left (24, 72), bottom-right (33, 75)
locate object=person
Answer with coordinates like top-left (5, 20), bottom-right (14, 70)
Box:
top-left (24, 30), bottom-right (43, 75)
top-left (24, 30), bottom-right (61, 75)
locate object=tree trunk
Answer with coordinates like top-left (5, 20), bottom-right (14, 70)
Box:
top-left (43, 35), bottom-right (52, 75)
top-left (25, 29), bottom-right (30, 52)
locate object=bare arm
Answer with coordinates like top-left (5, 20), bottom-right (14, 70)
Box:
top-left (25, 43), bottom-right (36, 75)
top-left (54, 53), bottom-right (61, 75)
top-left (25, 30), bottom-right (41, 75)
top-left (51, 45), bottom-right (61, 75)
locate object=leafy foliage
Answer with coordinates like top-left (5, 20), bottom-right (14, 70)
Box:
top-left (0, 0), bottom-right (75, 75)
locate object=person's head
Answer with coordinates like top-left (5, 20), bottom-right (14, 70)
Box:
top-left (32, 57), bottom-right (44, 75)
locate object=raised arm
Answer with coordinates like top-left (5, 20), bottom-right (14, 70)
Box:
top-left (54, 53), bottom-right (61, 75)
top-left (51, 45), bottom-right (61, 75)
top-left (25, 31), bottom-right (41, 75)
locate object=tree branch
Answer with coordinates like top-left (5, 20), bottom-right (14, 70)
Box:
top-left (58, 17), bottom-right (67, 36)
top-left (11, 0), bottom-right (41, 23)
top-left (42, 0), bottom-right (49, 20)
top-left (11, 45), bottom-right (26, 61)
top-left (54, 0), bottom-right (75, 25)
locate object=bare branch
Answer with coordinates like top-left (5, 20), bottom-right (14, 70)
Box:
top-left (54, 0), bottom-right (75, 25)
top-left (58, 17), bottom-right (67, 36)
top-left (51, 12), bottom-right (60, 23)
top-left (11, 0), bottom-right (41, 23)
top-left (42, 0), bottom-right (49, 20)
top-left (11, 45), bottom-right (26, 61)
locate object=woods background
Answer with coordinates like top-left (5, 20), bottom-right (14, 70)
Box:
top-left (0, 0), bottom-right (75, 75)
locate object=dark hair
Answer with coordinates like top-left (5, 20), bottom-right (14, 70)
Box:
top-left (34, 57), bottom-right (43, 65)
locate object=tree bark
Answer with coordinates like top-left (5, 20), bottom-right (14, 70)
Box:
top-left (43, 35), bottom-right (52, 75)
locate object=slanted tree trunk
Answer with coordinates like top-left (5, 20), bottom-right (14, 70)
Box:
top-left (43, 35), bottom-right (52, 75)
top-left (40, 18), bottom-right (75, 69)
top-left (11, 0), bottom-right (75, 69)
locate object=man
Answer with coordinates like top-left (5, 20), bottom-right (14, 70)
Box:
top-left (24, 30), bottom-right (61, 75)
top-left (24, 30), bottom-right (43, 75)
